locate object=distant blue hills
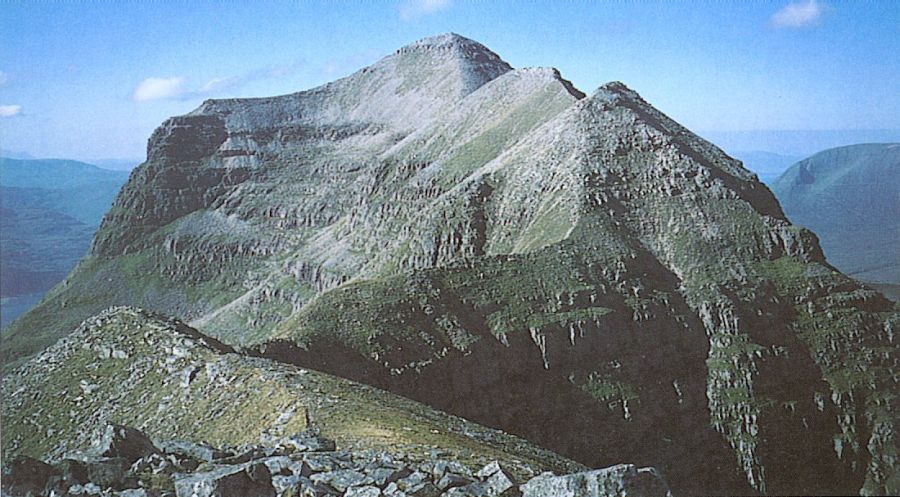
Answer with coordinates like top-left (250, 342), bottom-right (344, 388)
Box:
top-left (770, 143), bottom-right (900, 299)
top-left (0, 158), bottom-right (131, 327)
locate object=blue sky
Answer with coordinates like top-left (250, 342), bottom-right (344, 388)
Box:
top-left (1, 0), bottom-right (898, 161)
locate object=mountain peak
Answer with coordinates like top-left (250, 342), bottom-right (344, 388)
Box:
top-left (390, 33), bottom-right (512, 93)
top-left (397, 32), bottom-right (492, 53)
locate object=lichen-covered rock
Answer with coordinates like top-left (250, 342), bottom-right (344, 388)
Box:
top-left (519, 464), bottom-right (671, 497)
top-left (157, 440), bottom-right (231, 463)
top-left (173, 462), bottom-right (275, 497)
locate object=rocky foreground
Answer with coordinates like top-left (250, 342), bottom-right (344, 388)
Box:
top-left (2, 424), bottom-right (670, 497)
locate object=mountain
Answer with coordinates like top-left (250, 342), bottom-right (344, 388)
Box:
top-left (3, 34), bottom-right (898, 496)
top-left (0, 158), bottom-right (130, 327)
top-left (729, 150), bottom-right (801, 184)
top-left (0, 149), bottom-right (35, 160)
top-left (771, 143), bottom-right (900, 287)
top-left (91, 158), bottom-right (143, 171)
top-left (701, 129), bottom-right (900, 158)
top-left (0, 158), bottom-right (131, 226)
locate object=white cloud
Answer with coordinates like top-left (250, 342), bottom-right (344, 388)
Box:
top-left (399, 0), bottom-right (451, 21)
top-left (133, 61), bottom-right (305, 104)
top-left (0, 105), bottom-right (22, 117)
top-left (133, 76), bottom-right (187, 101)
top-left (198, 76), bottom-right (241, 93)
top-left (0, 71), bottom-right (8, 86)
top-left (770, 0), bottom-right (825, 28)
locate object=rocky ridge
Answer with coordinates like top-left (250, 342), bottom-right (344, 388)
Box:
top-left (3, 422), bottom-right (670, 497)
top-left (1, 307), bottom-right (580, 477)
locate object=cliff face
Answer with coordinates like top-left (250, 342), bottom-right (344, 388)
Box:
top-left (3, 34), bottom-right (897, 496)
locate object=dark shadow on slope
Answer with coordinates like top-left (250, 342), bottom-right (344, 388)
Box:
top-left (254, 249), bottom-right (755, 496)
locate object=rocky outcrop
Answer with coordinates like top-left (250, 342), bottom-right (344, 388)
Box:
top-left (520, 465), bottom-right (671, 497)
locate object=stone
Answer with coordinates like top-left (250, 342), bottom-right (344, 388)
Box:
top-left (519, 464), bottom-right (671, 497)
top-left (484, 469), bottom-right (515, 495)
top-left (344, 486), bottom-right (381, 497)
top-left (436, 473), bottom-right (472, 491)
top-left (1, 455), bottom-right (58, 497)
top-left (157, 439), bottom-right (230, 463)
top-left (310, 469), bottom-right (371, 493)
top-left (173, 462), bottom-right (275, 497)
top-left (93, 424), bottom-right (160, 465)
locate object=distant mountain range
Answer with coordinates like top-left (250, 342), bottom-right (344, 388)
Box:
top-left (1, 149), bottom-right (141, 171)
top-left (771, 143), bottom-right (900, 299)
top-left (702, 129), bottom-right (900, 158)
top-left (0, 158), bottom-right (130, 327)
top-left (729, 150), bottom-right (802, 184)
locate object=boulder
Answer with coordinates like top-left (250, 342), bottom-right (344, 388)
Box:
top-left (310, 469), bottom-right (371, 492)
top-left (173, 461), bottom-right (275, 497)
top-left (93, 424), bottom-right (160, 465)
top-left (519, 464), bottom-right (671, 497)
top-left (345, 486), bottom-right (381, 497)
top-left (157, 439), bottom-right (230, 463)
top-left (1, 455), bottom-right (58, 497)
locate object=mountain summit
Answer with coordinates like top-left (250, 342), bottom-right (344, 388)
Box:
top-left (3, 34), bottom-right (897, 496)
